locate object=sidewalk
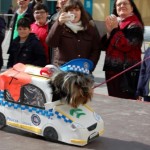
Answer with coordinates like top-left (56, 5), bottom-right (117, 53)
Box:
top-left (93, 52), bottom-right (108, 95)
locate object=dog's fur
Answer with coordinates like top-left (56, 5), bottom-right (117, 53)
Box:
top-left (49, 71), bottom-right (94, 108)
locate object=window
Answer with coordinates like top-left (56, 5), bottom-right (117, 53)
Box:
top-left (21, 84), bottom-right (46, 108)
top-left (5, 90), bottom-right (14, 102)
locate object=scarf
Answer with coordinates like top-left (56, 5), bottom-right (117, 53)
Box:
top-left (65, 21), bottom-right (84, 33)
top-left (119, 14), bottom-right (142, 30)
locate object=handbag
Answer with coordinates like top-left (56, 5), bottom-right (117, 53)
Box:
top-left (2, 28), bottom-right (12, 52)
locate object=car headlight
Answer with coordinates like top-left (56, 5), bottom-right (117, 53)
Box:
top-left (93, 112), bottom-right (101, 121)
top-left (70, 122), bottom-right (84, 130)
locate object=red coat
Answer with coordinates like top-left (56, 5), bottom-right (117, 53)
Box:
top-left (103, 15), bottom-right (144, 71)
top-left (31, 23), bottom-right (50, 63)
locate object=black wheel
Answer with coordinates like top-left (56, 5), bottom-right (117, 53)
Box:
top-left (43, 127), bottom-right (58, 141)
top-left (0, 113), bottom-right (6, 129)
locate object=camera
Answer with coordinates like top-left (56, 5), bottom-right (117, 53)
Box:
top-left (66, 12), bottom-right (75, 21)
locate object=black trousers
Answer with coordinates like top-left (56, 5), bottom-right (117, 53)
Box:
top-left (105, 70), bottom-right (139, 100)
top-left (144, 96), bottom-right (150, 102)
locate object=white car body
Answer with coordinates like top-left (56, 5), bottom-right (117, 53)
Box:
top-left (0, 64), bottom-right (104, 146)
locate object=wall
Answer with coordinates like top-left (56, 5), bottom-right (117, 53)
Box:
top-left (93, 0), bottom-right (109, 21)
top-left (10, 0), bottom-right (150, 25)
top-left (12, 0), bottom-right (18, 10)
top-left (134, 0), bottom-right (150, 26)
top-left (86, 0), bottom-right (150, 25)
top-left (0, 0), bottom-right (12, 13)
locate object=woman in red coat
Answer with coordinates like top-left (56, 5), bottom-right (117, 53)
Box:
top-left (102, 0), bottom-right (144, 99)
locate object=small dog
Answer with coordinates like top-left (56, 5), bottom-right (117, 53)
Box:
top-left (40, 58), bottom-right (94, 108)
top-left (49, 71), bottom-right (94, 108)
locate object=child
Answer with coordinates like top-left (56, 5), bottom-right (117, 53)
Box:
top-left (7, 0), bottom-right (34, 55)
top-left (136, 47), bottom-right (150, 102)
top-left (7, 17), bottom-right (46, 68)
top-left (31, 3), bottom-right (50, 64)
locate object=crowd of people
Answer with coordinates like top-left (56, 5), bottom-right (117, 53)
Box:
top-left (0, 0), bottom-right (149, 102)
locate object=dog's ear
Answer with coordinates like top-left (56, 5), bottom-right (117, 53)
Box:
top-left (48, 71), bottom-right (68, 100)
top-left (49, 72), bottom-right (66, 88)
top-left (68, 86), bottom-right (93, 108)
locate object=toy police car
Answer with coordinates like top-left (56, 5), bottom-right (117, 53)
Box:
top-left (0, 63), bottom-right (104, 146)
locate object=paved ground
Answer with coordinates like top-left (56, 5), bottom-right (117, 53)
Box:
top-left (93, 51), bottom-right (108, 95)
top-left (0, 94), bottom-right (150, 150)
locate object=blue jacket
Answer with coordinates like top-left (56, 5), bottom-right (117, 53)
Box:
top-left (136, 47), bottom-right (150, 96)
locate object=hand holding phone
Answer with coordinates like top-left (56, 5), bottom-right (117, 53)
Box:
top-left (59, 12), bottom-right (75, 24)
top-left (66, 12), bottom-right (75, 21)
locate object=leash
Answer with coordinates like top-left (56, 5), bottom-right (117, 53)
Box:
top-left (93, 55), bottom-right (150, 89)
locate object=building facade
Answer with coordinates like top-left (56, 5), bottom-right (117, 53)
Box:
top-left (0, 0), bottom-right (150, 25)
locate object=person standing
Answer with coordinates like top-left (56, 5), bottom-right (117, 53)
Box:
top-left (49, 0), bottom-right (67, 24)
top-left (28, 0), bottom-right (43, 10)
top-left (49, 0), bottom-right (98, 30)
top-left (48, 0), bottom-right (101, 65)
top-left (31, 3), bottom-right (50, 64)
top-left (136, 47), bottom-right (150, 102)
top-left (7, 0), bottom-right (34, 54)
top-left (48, 0), bottom-right (70, 64)
top-left (7, 17), bottom-right (46, 68)
top-left (46, 0), bottom-right (101, 72)
top-left (101, 0), bottom-right (144, 99)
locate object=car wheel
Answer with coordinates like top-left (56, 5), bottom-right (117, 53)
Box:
top-left (44, 127), bottom-right (58, 141)
top-left (0, 113), bottom-right (6, 129)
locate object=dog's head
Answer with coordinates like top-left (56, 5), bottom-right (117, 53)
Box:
top-left (49, 71), bottom-right (94, 108)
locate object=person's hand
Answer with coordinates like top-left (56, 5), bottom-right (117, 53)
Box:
top-left (105, 14), bottom-right (118, 34)
top-left (58, 12), bottom-right (74, 25)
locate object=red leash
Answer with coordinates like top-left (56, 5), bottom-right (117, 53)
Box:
top-left (93, 55), bottom-right (150, 89)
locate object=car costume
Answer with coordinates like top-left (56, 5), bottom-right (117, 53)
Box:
top-left (0, 59), bottom-right (104, 146)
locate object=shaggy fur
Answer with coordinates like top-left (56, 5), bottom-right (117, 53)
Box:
top-left (49, 71), bottom-right (94, 108)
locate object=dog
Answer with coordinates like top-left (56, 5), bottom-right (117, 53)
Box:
top-left (49, 71), bottom-right (94, 108)
top-left (40, 58), bottom-right (95, 108)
